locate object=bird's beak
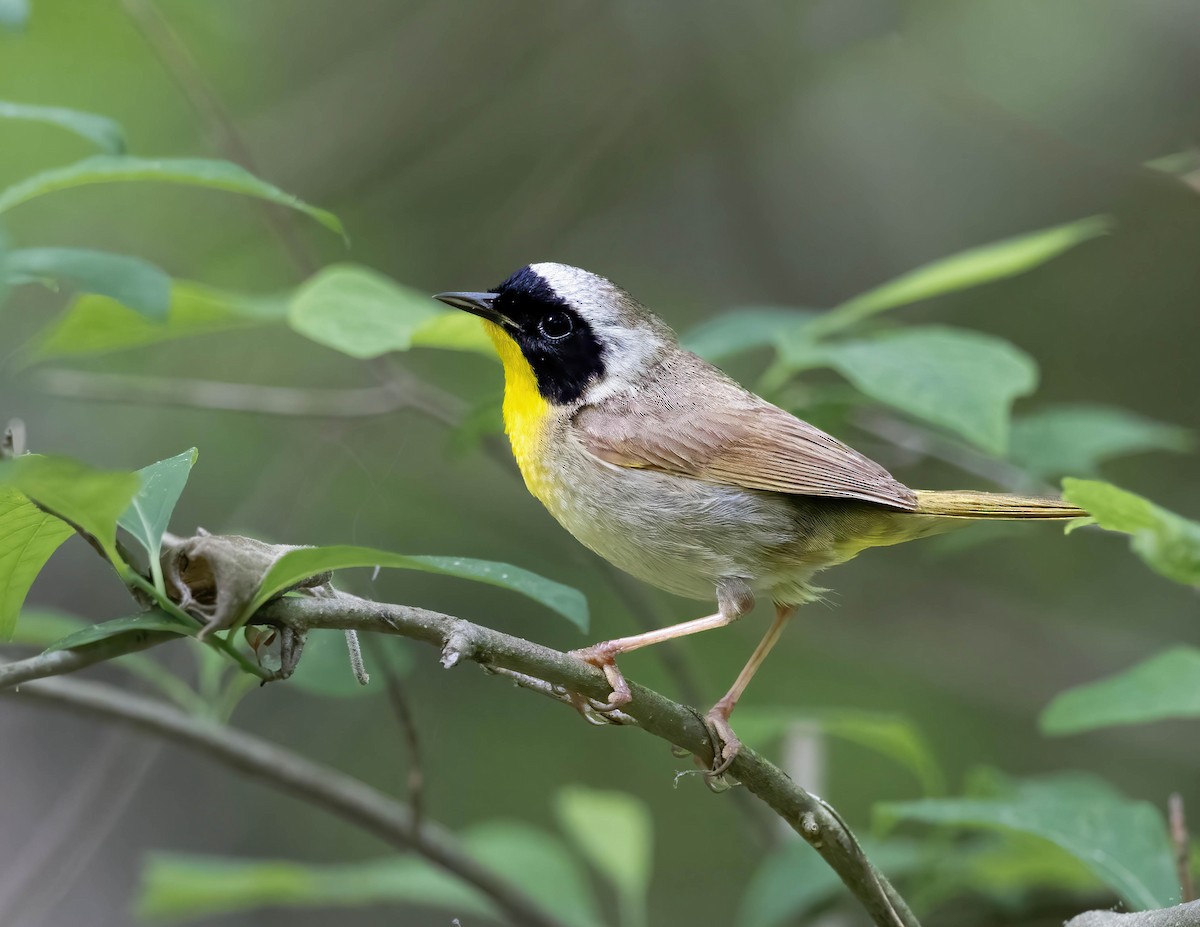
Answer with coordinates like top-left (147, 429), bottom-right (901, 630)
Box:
top-left (433, 291), bottom-right (514, 327)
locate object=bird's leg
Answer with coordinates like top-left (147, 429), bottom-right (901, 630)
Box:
top-left (570, 612), bottom-right (733, 711)
top-left (571, 579), bottom-right (755, 713)
top-left (705, 603), bottom-right (796, 777)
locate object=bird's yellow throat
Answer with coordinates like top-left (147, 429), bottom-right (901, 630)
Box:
top-left (483, 321), bottom-right (554, 499)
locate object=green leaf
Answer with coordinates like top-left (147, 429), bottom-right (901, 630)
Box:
top-left (1062, 479), bottom-right (1200, 586)
top-left (11, 608), bottom-right (203, 710)
top-left (410, 310), bottom-right (496, 355)
top-left (0, 0), bottom-right (28, 30)
top-left (26, 280), bottom-right (286, 362)
top-left (819, 326), bottom-right (1038, 454)
top-left (878, 772), bottom-right (1179, 910)
top-left (239, 545), bottom-right (589, 632)
top-left (739, 838), bottom-right (923, 927)
top-left (44, 610), bottom-right (194, 652)
top-left (735, 708), bottom-right (945, 796)
top-left (1041, 647), bottom-right (1200, 735)
top-left (808, 216), bottom-right (1111, 337)
top-left (681, 307), bottom-right (818, 361)
top-left (0, 488), bottom-right (74, 639)
top-left (0, 156), bottom-right (344, 240)
top-left (138, 822), bottom-right (603, 927)
top-left (117, 449), bottom-right (197, 592)
top-left (288, 264), bottom-right (443, 359)
top-left (4, 248), bottom-right (170, 319)
top-left (0, 100), bottom-right (126, 153)
top-left (288, 629), bottom-right (412, 698)
top-left (0, 455), bottom-right (139, 568)
top-left (1011, 404), bottom-right (1191, 478)
top-left (556, 786), bottom-right (653, 927)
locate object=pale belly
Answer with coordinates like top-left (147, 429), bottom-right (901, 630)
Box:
top-left (516, 430), bottom-right (852, 605)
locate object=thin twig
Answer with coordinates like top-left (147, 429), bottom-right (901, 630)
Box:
top-left (0, 592), bottom-right (920, 927)
top-left (121, 0), bottom-right (319, 273)
top-left (1170, 793), bottom-right (1195, 903)
top-left (2, 672), bottom-right (568, 927)
top-left (365, 635), bottom-right (426, 834)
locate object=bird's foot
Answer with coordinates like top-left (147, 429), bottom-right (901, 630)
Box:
top-left (568, 644), bottom-right (633, 713)
top-left (703, 701), bottom-right (742, 780)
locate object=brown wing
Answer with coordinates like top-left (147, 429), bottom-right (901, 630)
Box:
top-left (574, 353), bottom-right (917, 510)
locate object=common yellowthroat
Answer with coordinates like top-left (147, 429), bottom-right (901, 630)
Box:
top-left (435, 263), bottom-right (1085, 772)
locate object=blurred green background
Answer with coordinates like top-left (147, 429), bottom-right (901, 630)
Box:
top-left (2, 1), bottom-right (1198, 925)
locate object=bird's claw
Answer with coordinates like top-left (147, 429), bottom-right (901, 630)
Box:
top-left (568, 645), bottom-right (633, 712)
top-left (701, 705), bottom-right (742, 785)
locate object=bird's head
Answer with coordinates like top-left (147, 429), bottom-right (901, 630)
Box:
top-left (435, 262), bottom-right (676, 406)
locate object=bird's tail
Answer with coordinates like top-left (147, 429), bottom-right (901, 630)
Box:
top-left (913, 489), bottom-right (1087, 520)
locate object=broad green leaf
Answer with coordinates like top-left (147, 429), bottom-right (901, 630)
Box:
top-left (239, 545), bottom-right (589, 632)
top-left (820, 326), bottom-right (1038, 454)
top-left (138, 853), bottom-right (491, 923)
top-left (807, 216), bottom-right (1111, 337)
top-left (0, 100), bottom-right (125, 153)
top-left (0, 455), bottom-right (139, 568)
top-left (0, 0), bottom-right (28, 29)
top-left (26, 280), bottom-right (286, 362)
top-left (1041, 647), bottom-right (1200, 735)
top-left (44, 610), bottom-right (194, 652)
top-left (0, 156), bottom-right (344, 240)
top-left (739, 838), bottom-right (923, 927)
top-left (556, 787), bottom-right (652, 927)
top-left (138, 822), bottom-right (603, 927)
top-left (735, 708), bottom-right (945, 796)
top-left (878, 772), bottom-right (1178, 910)
top-left (4, 248), bottom-right (170, 319)
top-left (1011, 404), bottom-right (1191, 478)
top-left (681, 307), bottom-right (818, 361)
top-left (1062, 479), bottom-right (1200, 586)
top-left (289, 264), bottom-right (441, 358)
top-left (410, 311), bottom-right (496, 355)
top-left (0, 488), bottom-right (74, 639)
top-left (10, 608), bottom-right (203, 710)
top-left (288, 629), bottom-right (412, 698)
top-left (117, 449), bottom-right (197, 592)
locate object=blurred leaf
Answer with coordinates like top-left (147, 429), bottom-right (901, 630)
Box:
top-left (556, 786), bottom-right (652, 927)
top-left (4, 248), bottom-right (170, 318)
top-left (1041, 647), bottom-right (1200, 735)
top-left (0, 488), bottom-right (74, 639)
top-left (681, 307), bottom-right (818, 361)
top-left (878, 772), bottom-right (1178, 910)
top-left (240, 545), bottom-right (589, 632)
top-left (807, 216), bottom-right (1111, 336)
top-left (0, 156), bottom-right (344, 240)
top-left (0, 454), bottom-right (139, 568)
top-left (138, 822), bottom-right (603, 927)
top-left (1062, 479), bottom-right (1200, 586)
top-left (26, 281), bottom-right (286, 362)
top-left (1011, 404), bottom-right (1191, 478)
top-left (44, 610), bottom-right (194, 651)
top-left (289, 264), bottom-right (476, 358)
top-left (410, 310), bottom-right (496, 355)
top-left (919, 833), bottom-right (1099, 913)
top-left (735, 708), bottom-right (944, 795)
top-left (138, 853), bottom-right (492, 923)
top-left (0, 100), bottom-right (125, 153)
top-left (739, 838), bottom-right (923, 927)
top-left (288, 629), bottom-right (412, 698)
top-left (0, 0), bottom-right (29, 30)
top-left (117, 448), bottom-right (197, 591)
top-left (467, 821), bottom-right (604, 927)
top-left (819, 326), bottom-right (1038, 454)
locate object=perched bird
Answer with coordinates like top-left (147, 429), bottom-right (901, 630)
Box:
top-left (435, 263), bottom-right (1085, 773)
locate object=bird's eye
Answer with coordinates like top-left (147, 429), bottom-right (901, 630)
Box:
top-left (539, 310), bottom-right (574, 340)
